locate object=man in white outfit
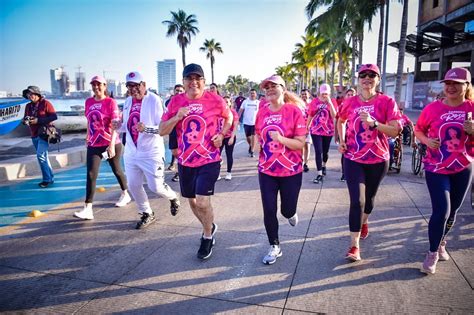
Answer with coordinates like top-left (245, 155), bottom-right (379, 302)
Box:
top-left (238, 89), bottom-right (259, 157)
top-left (113, 71), bottom-right (180, 229)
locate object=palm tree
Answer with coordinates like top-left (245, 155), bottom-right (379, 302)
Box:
top-left (199, 39), bottom-right (223, 83)
top-left (376, 0), bottom-right (386, 70)
top-left (394, 0), bottom-right (409, 105)
top-left (162, 9), bottom-right (199, 67)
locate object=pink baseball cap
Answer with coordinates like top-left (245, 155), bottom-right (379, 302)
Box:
top-left (358, 64), bottom-right (380, 76)
top-left (260, 75), bottom-right (286, 89)
top-left (441, 67), bottom-right (471, 83)
top-left (319, 83), bottom-right (331, 95)
top-left (90, 75), bottom-right (106, 84)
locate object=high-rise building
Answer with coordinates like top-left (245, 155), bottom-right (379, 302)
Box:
top-left (157, 59), bottom-right (176, 96)
top-left (76, 72), bottom-right (85, 91)
top-left (50, 68), bottom-right (62, 96)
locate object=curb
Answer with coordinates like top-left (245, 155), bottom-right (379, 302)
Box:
top-left (0, 146), bottom-right (86, 183)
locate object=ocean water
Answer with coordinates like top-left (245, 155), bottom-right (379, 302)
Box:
top-left (0, 97), bottom-right (126, 112)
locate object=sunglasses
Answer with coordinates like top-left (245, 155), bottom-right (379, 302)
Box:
top-left (359, 72), bottom-right (378, 79)
top-left (126, 83), bottom-right (140, 89)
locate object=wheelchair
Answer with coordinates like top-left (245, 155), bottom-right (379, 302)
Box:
top-left (389, 134), bottom-right (403, 173)
top-left (402, 125), bottom-right (412, 145)
top-left (411, 142), bottom-right (426, 176)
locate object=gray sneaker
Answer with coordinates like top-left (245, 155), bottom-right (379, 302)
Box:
top-left (288, 213), bottom-right (298, 227)
top-left (262, 245), bottom-right (282, 265)
top-left (135, 212), bottom-right (156, 229)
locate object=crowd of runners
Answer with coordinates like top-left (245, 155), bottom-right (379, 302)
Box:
top-left (21, 63), bottom-right (473, 274)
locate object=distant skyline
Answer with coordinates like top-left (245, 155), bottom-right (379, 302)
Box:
top-left (0, 0), bottom-right (419, 94)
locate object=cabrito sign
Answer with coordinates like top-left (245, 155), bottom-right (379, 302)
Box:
top-left (0, 99), bottom-right (28, 135)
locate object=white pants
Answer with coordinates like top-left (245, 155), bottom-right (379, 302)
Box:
top-left (125, 157), bottom-right (177, 214)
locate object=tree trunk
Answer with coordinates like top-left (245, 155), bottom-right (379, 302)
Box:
top-left (211, 60), bottom-right (215, 83)
top-left (352, 32), bottom-right (357, 86)
top-left (394, 0), bottom-right (409, 105)
top-left (181, 45), bottom-right (186, 67)
top-left (338, 50), bottom-right (344, 90)
top-left (358, 32), bottom-right (364, 66)
top-left (377, 1), bottom-right (385, 71)
top-left (331, 56), bottom-right (336, 93)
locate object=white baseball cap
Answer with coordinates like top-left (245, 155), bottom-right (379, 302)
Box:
top-left (126, 71), bottom-right (144, 84)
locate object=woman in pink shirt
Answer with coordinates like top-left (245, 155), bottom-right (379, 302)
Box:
top-left (337, 64), bottom-right (402, 262)
top-left (307, 83), bottom-right (338, 183)
top-left (219, 95), bottom-right (239, 180)
top-left (414, 68), bottom-right (473, 275)
top-left (255, 75), bottom-right (307, 265)
top-left (74, 76), bottom-right (130, 220)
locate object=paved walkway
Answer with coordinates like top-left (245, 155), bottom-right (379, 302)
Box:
top-left (0, 138), bottom-right (473, 313)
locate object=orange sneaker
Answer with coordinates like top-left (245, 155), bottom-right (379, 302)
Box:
top-left (360, 223), bottom-right (369, 239)
top-left (346, 246), bottom-right (361, 262)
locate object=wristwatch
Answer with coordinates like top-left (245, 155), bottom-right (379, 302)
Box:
top-left (370, 120), bottom-right (379, 130)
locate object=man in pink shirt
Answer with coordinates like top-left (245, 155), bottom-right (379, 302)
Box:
top-left (160, 63), bottom-right (233, 260)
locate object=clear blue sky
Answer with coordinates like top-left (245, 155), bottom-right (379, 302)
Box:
top-left (0, 0), bottom-right (418, 94)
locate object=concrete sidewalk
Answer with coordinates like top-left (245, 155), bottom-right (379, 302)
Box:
top-left (0, 140), bottom-right (473, 313)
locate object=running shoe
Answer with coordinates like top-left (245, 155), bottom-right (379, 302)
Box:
top-left (438, 241), bottom-right (449, 261)
top-left (250, 152), bottom-right (254, 158)
top-left (74, 204), bottom-right (94, 220)
top-left (360, 223), bottom-right (369, 239)
top-left (346, 246), bottom-right (361, 262)
top-left (340, 174), bottom-right (345, 182)
top-left (38, 181), bottom-right (52, 188)
top-left (262, 245), bottom-right (282, 265)
top-left (421, 251), bottom-right (439, 275)
top-left (170, 198), bottom-right (180, 216)
top-left (303, 164), bottom-right (309, 173)
top-left (171, 173), bottom-right (179, 182)
top-left (201, 223), bottom-right (218, 239)
top-left (115, 191), bottom-right (131, 207)
top-left (225, 172), bottom-right (232, 181)
top-left (313, 175), bottom-right (324, 184)
top-left (322, 166), bottom-right (327, 176)
top-left (217, 175), bottom-right (222, 181)
top-left (288, 213), bottom-right (298, 227)
top-left (135, 212), bottom-right (156, 229)
top-left (197, 237), bottom-right (215, 260)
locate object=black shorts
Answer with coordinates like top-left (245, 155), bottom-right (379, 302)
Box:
top-left (244, 124), bottom-right (255, 137)
top-left (168, 127), bottom-right (178, 150)
top-left (178, 161), bottom-right (221, 198)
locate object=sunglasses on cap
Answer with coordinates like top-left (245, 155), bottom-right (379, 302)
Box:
top-left (359, 72), bottom-right (378, 79)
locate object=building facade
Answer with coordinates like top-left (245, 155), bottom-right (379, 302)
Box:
top-left (157, 59), bottom-right (176, 96)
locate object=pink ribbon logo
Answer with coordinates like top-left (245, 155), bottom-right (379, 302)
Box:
top-left (261, 125), bottom-right (298, 171)
top-left (180, 115), bottom-right (216, 163)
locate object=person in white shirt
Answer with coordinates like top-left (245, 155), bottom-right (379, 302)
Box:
top-left (112, 71), bottom-right (180, 229)
top-left (238, 89), bottom-right (259, 157)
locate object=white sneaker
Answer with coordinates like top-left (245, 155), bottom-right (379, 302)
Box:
top-left (438, 241), bottom-right (450, 261)
top-left (288, 213), bottom-right (298, 227)
top-left (115, 191), bottom-right (131, 207)
top-left (74, 204), bottom-right (94, 220)
top-left (262, 245), bottom-right (282, 265)
top-left (217, 175), bottom-right (222, 181)
top-left (225, 172), bottom-right (232, 181)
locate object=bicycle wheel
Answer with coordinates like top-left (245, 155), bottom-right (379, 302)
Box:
top-left (412, 146), bottom-right (421, 175)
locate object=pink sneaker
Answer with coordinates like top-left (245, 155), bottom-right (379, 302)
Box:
top-left (421, 251), bottom-right (439, 275)
top-left (360, 223), bottom-right (369, 239)
top-left (438, 241), bottom-right (449, 261)
top-left (346, 246), bottom-right (361, 262)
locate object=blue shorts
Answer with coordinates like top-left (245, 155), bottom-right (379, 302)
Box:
top-left (168, 127), bottom-right (178, 150)
top-left (178, 161), bottom-right (220, 198)
top-left (244, 124), bottom-right (255, 137)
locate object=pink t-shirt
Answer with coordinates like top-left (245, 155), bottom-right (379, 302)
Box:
top-left (339, 94), bottom-right (402, 164)
top-left (218, 108), bottom-right (239, 138)
top-left (162, 91), bottom-right (230, 167)
top-left (85, 97), bottom-right (120, 147)
top-left (400, 114), bottom-right (412, 127)
top-left (308, 98), bottom-right (337, 136)
top-left (415, 100), bottom-right (473, 174)
top-left (127, 98), bottom-right (142, 146)
top-left (255, 104), bottom-right (307, 177)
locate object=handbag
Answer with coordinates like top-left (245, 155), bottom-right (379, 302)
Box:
top-left (39, 125), bottom-right (62, 144)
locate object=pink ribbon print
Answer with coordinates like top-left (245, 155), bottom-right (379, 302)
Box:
top-left (433, 122), bottom-right (469, 172)
top-left (179, 115), bottom-right (217, 164)
top-left (310, 106), bottom-right (332, 135)
top-left (261, 125), bottom-right (298, 172)
top-left (348, 116), bottom-right (388, 161)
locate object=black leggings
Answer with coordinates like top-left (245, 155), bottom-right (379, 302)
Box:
top-left (344, 158), bottom-right (388, 232)
top-left (85, 144), bottom-right (127, 203)
top-left (219, 136), bottom-right (236, 173)
top-left (425, 166), bottom-right (472, 252)
top-left (259, 172), bottom-right (302, 245)
top-left (311, 135), bottom-right (332, 171)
